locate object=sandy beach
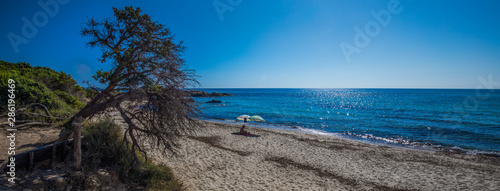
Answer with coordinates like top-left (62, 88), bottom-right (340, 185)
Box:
top-left (135, 120), bottom-right (499, 191)
top-left (2, 1), bottom-right (499, 190)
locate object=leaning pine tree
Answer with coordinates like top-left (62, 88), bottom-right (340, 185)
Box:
top-left (71, 6), bottom-right (199, 170)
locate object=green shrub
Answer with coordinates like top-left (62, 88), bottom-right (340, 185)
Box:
top-left (0, 60), bottom-right (86, 116)
top-left (143, 163), bottom-right (183, 191)
top-left (83, 118), bottom-right (183, 190)
top-left (84, 87), bottom-right (99, 99)
top-left (83, 118), bottom-right (133, 171)
top-left (0, 74), bottom-right (59, 109)
top-left (54, 90), bottom-right (85, 109)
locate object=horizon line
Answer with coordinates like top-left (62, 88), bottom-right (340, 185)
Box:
top-left (189, 87), bottom-right (500, 90)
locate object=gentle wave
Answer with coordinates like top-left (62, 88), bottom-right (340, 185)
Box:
top-left (204, 117), bottom-right (500, 157)
top-left (195, 88), bottom-right (500, 153)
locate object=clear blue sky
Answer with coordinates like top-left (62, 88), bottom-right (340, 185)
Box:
top-left (1, 0), bottom-right (499, 88)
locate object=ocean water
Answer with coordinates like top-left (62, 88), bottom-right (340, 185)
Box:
top-left (193, 89), bottom-right (500, 153)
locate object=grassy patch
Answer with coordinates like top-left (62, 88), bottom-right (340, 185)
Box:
top-left (83, 118), bottom-right (183, 190)
top-left (141, 162), bottom-right (183, 191)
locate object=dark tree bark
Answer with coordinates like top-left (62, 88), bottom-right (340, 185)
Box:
top-left (70, 6), bottom-right (200, 169)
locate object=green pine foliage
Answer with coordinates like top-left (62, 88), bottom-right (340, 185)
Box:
top-left (0, 60), bottom-right (87, 116)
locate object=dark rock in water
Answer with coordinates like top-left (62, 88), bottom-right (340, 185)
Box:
top-left (186, 90), bottom-right (233, 97)
top-left (210, 92), bottom-right (224, 97)
top-left (186, 90), bottom-right (210, 97)
top-left (185, 97), bottom-right (195, 102)
top-left (206, 99), bottom-right (222, 103)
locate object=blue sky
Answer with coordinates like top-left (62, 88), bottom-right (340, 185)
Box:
top-left (1, 0), bottom-right (499, 88)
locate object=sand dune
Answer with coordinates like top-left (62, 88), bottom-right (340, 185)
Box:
top-left (141, 121), bottom-right (500, 191)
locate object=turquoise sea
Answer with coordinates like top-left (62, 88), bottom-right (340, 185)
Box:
top-left (193, 89), bottom-right (500, 154)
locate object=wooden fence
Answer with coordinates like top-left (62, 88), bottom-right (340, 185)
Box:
top-left (1, 138), bottom-right (78, 172)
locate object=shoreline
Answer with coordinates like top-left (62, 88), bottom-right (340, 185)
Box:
top-left (201, 118), bottom-right (500, 157)
top-left (146, 120), bottom-right (500, 190)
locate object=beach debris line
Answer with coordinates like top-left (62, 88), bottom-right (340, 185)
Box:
top-left (187, 136), bottom-right (253, 156)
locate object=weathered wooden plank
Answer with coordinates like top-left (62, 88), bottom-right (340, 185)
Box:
top-left (73, 117), bottom-right (83, 171)
top-left (28, 151), bottom-right (34, 171)
top-left (62, 141), bottom-right (67, 160)
top-left (51, 145), bottom-right (57, 167)
top-left (1, 137), bottom-right (81, 172)
top-left (0, 160), bottom-right (6, 172)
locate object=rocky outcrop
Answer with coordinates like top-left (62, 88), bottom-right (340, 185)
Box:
top-left (186, 90), bottom-right (233, 97)
top-left (205, 100), bottom-right (223, 104)
top-left (209, 92), bottom-right (233, 97)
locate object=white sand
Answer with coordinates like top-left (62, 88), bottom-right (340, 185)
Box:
top-left (141, 121), bottom-right (500, 191)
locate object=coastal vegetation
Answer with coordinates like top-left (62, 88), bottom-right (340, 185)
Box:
top-left (71, 6), bottom-right (200, 170)
top-left (0, 61), bottom-right (185, 189)
top-left (83, 118), bottom-right (183, 190)
top-left (0, 60), bottom-right (86, 113)
top-left (1, 5), bottom-right (202, 190)
top-left (0, 61), bottom-right (186, 190)
top-left (0, 60), bottom-right (88, 128)
top-left (1, 5), bottom-right (196, 189)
